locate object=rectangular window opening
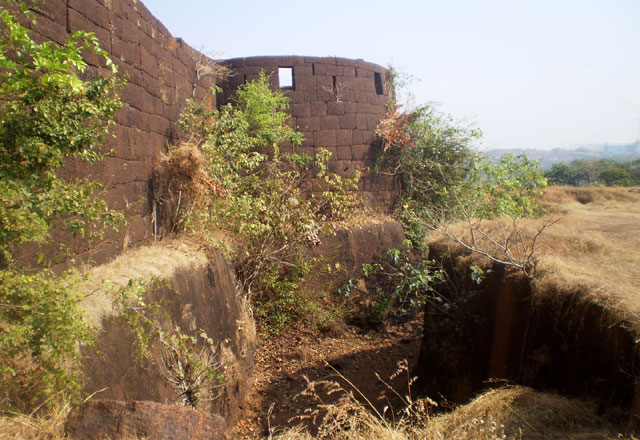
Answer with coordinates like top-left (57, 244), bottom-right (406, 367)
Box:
top-left (312, 63), bottom-right (315, 75)
top-left (374, 72), bottom-right (384, 95)
top-left (278, 67), bottom-right (294, 89)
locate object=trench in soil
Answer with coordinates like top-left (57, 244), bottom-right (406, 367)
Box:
top-left (229, 262), bottom-right (640, 437)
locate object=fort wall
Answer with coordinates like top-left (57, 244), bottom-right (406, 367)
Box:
top-left (24, 1), bottom-right (398, 264)
top-left (28, 0), bottom-right (216, 264)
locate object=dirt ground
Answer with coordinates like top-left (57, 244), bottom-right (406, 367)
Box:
top-left (226, 316), bottom-right (424, 439)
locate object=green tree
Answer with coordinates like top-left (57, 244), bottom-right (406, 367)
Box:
top-left (0, 4), bottom-right (122, 410)
top-left (545, 163), bottom-right (576, 186)
top-left (376, 104), bottom-right (550, 277)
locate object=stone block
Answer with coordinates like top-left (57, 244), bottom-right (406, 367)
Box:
top-left (341, 66), bottom-right (357, 77)
top-left (352, 144), bottom-right (372, 161)
top-left (140, 46), bottom-right (158, 76)
top-left (367, 92), bottom-right (381, 105)
top-left (327, 101), bottom-right (345, 116)
top-left (352, 129), bottom-right (373, 145)
top-left (69, 0), bottom-right (110, 29)
top-left (337, 146), bottom-right (352, 161)
top-left (336, 129), bottom-right (353, 146)
top-left (358, 103), bottom-right (379, 115)
top-left (34, 16), bottom-right (68, 46)
top-left (355, 114), bottom-right (368, 130)
top-left (344, 102), bottom-right (358, 114)
top-left (38, 0), bottom-right (67, 23)
top-left (291, 102), bottom-right (312, 118)
top-left (335, 57), bottom-right (360, 68)
top-left (357, 67), bottom-right (374, 79)
top-left (320, 115), bottom-right (341, 130)
top-left (118, 40), bottom-right (140, 66)
top-left (315, 74), bottom-right (333, 88)
top-left (312, 63), bottom-right (327, 75)
top-left (355, 89), bottom-right (369, 104)
top-left (311, 101), bottom-right (327, 117)
top-left (65, 400), bottom-right (225, 440)
top-left (302, 90), bottom-right (317, 101)
top-left (297, 117), bottom-right (320, 132)
top-left (295, 74), bottom-right (316, 91)
top-left (314, 130), bottom-right (337, 147)
top-left (297, 65), bottom-right (314, 76)
top-left (367, 114), bottom-right (383, 130)
top-left (340, 114), bottom-right (356, 129)
top-left (301, 134), bottom-right (314, 147)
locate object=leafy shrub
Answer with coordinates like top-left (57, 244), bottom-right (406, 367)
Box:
top-left (0, 3), bottom-right (122, 411)
top-left (0, 269), bottom-right (93, 410)
top-left (0, 5), bottom-right (122, 261)
top-left (337, 247), bottom-right (447, 326)
top-left (376, 102), bottom-right (550, 276)
top-left (157, 72), bottom-right (361, 330)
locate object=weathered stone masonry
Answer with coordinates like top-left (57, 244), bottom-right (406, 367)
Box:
top-left (28, 0), bottom-right (397, 264)
top-left (30, 0), bottom-right (216, 264)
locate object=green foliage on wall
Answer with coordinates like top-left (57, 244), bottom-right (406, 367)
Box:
top-left (0, 3), bottom-right (122, 411)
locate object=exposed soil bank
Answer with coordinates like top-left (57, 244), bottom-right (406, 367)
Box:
top-left (417, 255), bottom-right (640, 428)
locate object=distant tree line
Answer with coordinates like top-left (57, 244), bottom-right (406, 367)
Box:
top-left (544, 159), bottom-right (640, 186)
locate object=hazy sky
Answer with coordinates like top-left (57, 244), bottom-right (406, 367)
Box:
top-left (141, 0), bottom-right (640, 150)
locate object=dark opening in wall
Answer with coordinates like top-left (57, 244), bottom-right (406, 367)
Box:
top-left (243, 74), bottom-right (247, 83)
top-left (312, 63), bottom-right (315, 75)
top-left (278, 67), bottom-right (294, 89)
top-left (374, 72), bottom-right (384, 95)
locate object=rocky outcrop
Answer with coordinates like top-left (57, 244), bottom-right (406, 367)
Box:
top-left (65, 400), bottom-right (225, 440)
top-left (80, 241), bottom-right (255, 424)
top-left (313, 217), bottom-right (409, 277)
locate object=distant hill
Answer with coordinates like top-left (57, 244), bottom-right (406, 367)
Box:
top-left (486, 141), bottom-right (640, 169)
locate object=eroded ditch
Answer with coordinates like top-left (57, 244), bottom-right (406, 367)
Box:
top-left (417, 257), bottom-right (640, 428)
top-left (230, 220), bottom-right (640, 437)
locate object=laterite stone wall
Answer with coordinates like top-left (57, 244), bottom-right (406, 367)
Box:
top-left (23, 2), bottom-right (400, 264)
top-left (27, 0), bottom-right (215, 265)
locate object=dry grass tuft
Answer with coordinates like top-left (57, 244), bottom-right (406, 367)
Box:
top-left (275, 386), bottom-right (630, 440)
top-left (425, 386), bottom-right (617, 440)
top-left (0, 404), bottom-right (69, 440)
top-left (152, 143), bottom-right (223, 235)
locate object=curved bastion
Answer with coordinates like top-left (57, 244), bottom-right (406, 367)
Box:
top-left (221, 56), bottom-right (399, 207)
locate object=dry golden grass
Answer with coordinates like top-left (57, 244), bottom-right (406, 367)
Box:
top-left (0, 404), bottom-right (69, 440)
top-left (429, 186), bottom-right (640, 325)
top-left (274, 385), bottom-right (630, 440)
top-left (79, 239), bottom-right (209, 327)
top-left (534, 186), bottom-right (640, 320)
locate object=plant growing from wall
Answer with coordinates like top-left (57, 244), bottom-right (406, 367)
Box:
top-left (337, 247), bottom-right (452, 326)
top-left (0, 3), bottom-right (122, 411)
top-left (111, 279), bottom-right (226, 409)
